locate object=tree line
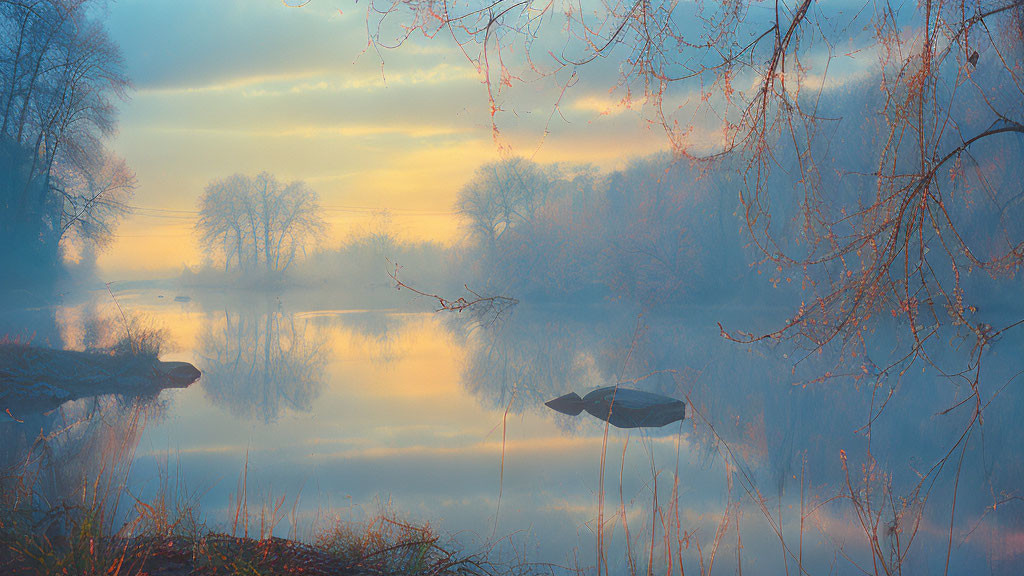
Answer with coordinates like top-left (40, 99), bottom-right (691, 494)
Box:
top-left (0, 0), bottom-right (134, 288)
top-left (453, 155), bottom-right (756, 306)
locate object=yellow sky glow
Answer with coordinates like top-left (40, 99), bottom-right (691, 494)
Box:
top-left (95, 2), bottom-right (678, 279)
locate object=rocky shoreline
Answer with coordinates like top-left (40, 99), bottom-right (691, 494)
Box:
top-left (0, 343), bottom-right (201, 415)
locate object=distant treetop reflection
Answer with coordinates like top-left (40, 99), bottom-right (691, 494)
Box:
top-left (457, 303), bottom-right (638, 433)
top-left (457, 302), bottom-right (1024, 502)
top-left (198, 303), bottom-right (326, 423)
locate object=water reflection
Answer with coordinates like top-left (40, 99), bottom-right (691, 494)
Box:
top-left (6, 286), bottom-right (1018, 574)
top-left (298, 309), bottom-right (406, 365)
top-left (0, 393), bottom-right (161, 537)
top-left (0, 289), bottom-right (63, 348)
top-left (453, 302), bottom-right (1024, 573)
top-left (198, 303), bottom-right (327, 422)
top-left (1, 297), bottom-right (185, 522)
top-left (457, 304), bottom-right (640, 432)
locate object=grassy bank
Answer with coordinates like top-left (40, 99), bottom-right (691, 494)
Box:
top-left (0, 475), bottom-right (534, 576)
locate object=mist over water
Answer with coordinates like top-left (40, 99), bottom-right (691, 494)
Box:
top-left (2, 2), bottom-right (1024, 574)
top-left (3, 272), bottom-right (1021, 574)
top-left (3, 139), bottom-right (1023, 573)
top-left (3, 136), bottom-right (1023, 574)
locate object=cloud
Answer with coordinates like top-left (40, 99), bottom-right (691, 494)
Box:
top-left (108, 0), bottom-right (358, 90)
top-left (145, 122), bottom-right (467, 139)
top-left (97, 1), bottom-right (678, 277)
top-left (568, 94), bottom-right (643, 117)
top-left (137, 63), bottom-right (480, 97)
top-left (135, 70), bottom-right (332, 97)
top-left (108, 0), bottom-right (474, 94)
top-left (339, 62), bottom-right (480, 91)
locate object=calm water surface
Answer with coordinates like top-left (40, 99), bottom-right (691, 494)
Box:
top-left (5, 285), bottom-right (1023, 575)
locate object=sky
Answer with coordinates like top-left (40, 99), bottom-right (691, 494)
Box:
top-left (98, 0), bottom-right (672, 278)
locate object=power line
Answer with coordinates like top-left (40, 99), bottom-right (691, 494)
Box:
top-left (126, 203), bottom-right (458, 216)
top-left (130, 213), bottom-right (197, 220)
top-left (111, 233), bottom-right (193, 238)
top-left (320, 207), bottom-right (456, 216)
top-left (126, 204), bottom-right (200, 214)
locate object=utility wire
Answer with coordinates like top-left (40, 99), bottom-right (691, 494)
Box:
top-left (126, 204), bottom-right (457, 216)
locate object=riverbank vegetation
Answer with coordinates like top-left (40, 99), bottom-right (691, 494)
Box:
top-left (0, 465), bottom-right (530, 576)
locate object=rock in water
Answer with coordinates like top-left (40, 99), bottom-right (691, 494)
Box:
top-left (545, 386), bottom-right (686, 428)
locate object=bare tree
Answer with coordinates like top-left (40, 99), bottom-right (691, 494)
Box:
top-left (195, 172), bottom-right (326, 276)
top-left (361, 2), bottom-right (1024, 574)
top-left (196, 173), bottom-right (258, 272)
top-left (0, 0), bottom-right (134, 284)
top-left (456, 157), bottom-right (552, 246)
top-left (366, 0), bottom-right (1024, 355)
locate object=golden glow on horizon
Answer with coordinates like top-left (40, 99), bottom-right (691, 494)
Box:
top-left (96, 3), bottom-right (681, 278)
top-left (98, 120), bottom-right (672, 278)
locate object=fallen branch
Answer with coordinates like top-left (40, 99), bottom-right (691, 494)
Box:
top-left (387, 260), bottom-right (518, 325)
